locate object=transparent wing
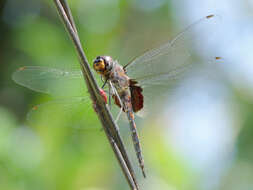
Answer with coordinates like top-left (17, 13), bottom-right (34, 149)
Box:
top-left (124, 15), bottom-right (221, 117)
top-left (12, 66), bottom-right (85, 96)
top-left (125, 15), bottom-right (220, 88)
top-left (12, 66), bottom-right (119, 128)
top-left (27, 97), bottom-right (101, 130)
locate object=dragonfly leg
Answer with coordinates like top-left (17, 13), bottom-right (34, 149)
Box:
top-left (109, 81), bottom-right (123, 123)
top-left (101, 77), bottom-right (108, 89)
top-left (108, 83), bottom-right (112, 109)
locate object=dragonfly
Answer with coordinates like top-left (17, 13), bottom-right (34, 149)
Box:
top-left (12, 14), bottom-right (220, 178)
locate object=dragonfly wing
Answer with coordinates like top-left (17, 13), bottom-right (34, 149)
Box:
top-left (124, 15), bottom-right (221, 117)
top-left (125, 15), bottom-right (220, 88)
top-left (27, 97), bottom-right (100, 130)
top-left (12, 66), bottom-right (85, 96)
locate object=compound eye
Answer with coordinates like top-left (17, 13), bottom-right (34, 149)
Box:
top-left (93, 59), bottom-right (105, 72)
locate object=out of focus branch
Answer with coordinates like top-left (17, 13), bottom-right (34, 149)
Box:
top-left (53, 0), bottom-right (139, 189)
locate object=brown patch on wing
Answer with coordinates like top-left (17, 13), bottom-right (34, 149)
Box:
top-left (129, 80), bottom-right (144, 112)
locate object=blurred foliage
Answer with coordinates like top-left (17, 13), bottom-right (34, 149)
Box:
top-left (1, 0), bottom-right (253, 190)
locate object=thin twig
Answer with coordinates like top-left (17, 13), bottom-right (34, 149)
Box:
top-left (53, 0), bottom-right (140, 189)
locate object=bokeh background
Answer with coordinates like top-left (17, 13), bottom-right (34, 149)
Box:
top-left (1, 0), bottom-right (253, 190)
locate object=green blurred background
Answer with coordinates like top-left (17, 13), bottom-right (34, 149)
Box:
top-left (1, 0), bottom-right (253, 190)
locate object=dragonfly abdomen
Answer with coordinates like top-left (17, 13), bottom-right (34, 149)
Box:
top-left (126, 108), bottom-right (146, 178)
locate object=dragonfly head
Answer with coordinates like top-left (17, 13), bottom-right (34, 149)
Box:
top-left (93, 56), bottom-right (113, 76)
